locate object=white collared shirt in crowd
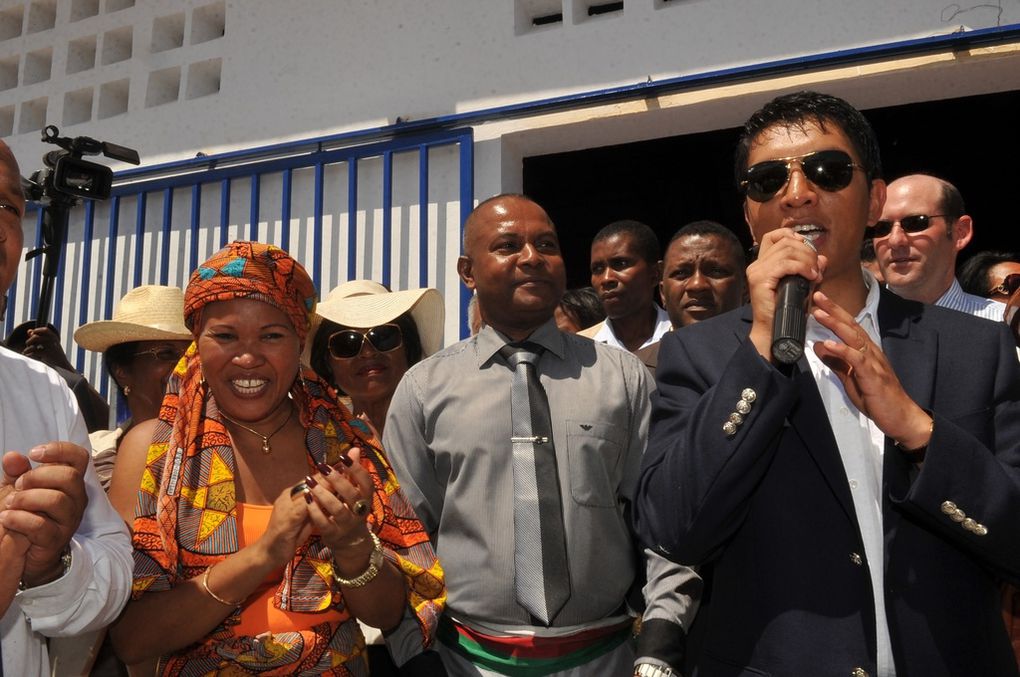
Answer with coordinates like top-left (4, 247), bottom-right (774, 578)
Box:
top-left (0, 347), bottom-right (133, 677)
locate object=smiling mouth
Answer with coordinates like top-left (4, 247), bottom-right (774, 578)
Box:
top-left (232, 377), bottom-right (267, 395)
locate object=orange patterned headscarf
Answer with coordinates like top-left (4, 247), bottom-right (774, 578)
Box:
top-left (184, 240), bottom-right (317, 343)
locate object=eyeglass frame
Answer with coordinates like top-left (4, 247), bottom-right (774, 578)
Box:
top-left (989, 273), bottom-right (1020, 298)
top-left (738, 149), bottom-right (866, 203)
top-left (133, 347), bottom-right (186, 363)
top-left (326, 323), bottom-right (404, 360)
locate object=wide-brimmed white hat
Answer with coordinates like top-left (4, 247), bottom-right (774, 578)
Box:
top-left (74, 285), bottom-right (193, 353)
top-left (308, 280), bottom-right (444, 360)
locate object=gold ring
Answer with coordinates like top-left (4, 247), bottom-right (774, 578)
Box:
top-left (352, 499), bottom-right (370, 517)
top-left (290, 481), bottom-right (310, 498)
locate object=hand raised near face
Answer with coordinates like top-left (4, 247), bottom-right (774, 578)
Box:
top-left (811, 291), bottom-right (933, 451)
top-left (22, 326), bottom-right (76, 371)
top-left (0, 443), bottom-right (90, 587)
top-left (746, 228), bottom-right (826, 361)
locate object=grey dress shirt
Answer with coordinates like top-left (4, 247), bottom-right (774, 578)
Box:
top-left (384, 319), bottom-right (699, 667)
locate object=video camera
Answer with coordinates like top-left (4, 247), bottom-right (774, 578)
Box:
top-left (23, 125), bottom-right (140, 203)
top-left (20, 125), bottom-right (140, 327)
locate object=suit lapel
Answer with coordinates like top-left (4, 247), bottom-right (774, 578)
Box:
top-left (789, 359), bottom-right (861, 529)
top-left (735, 307), bottom-right (860, 528)
top-left (877, 290), bottom-right (937, 412)
top-left (877, 290), bottom-right (938, 500)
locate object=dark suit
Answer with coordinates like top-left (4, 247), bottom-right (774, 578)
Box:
top-left (634, 289), bottom-right (1020, 676)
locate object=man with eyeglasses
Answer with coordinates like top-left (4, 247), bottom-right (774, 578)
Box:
top-left (874, 174), bottom-right (1007, 321)
top-left (384, 194), bottom-right (700, 677)
top-left (634, 91), bottom-right (1020, 676)
top-left (0, 140), bottom-right (132, 675)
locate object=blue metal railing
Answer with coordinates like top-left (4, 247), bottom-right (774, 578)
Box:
top-left (18, 126), bottom-right (474, 400)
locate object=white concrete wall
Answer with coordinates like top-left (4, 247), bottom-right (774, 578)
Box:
top-left (2, 0), bottom-right (1017, 165)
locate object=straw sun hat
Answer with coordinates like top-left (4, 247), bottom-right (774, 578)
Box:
top-left (308, 280), bottom-right (444, 360)
top-left (74, 285), bottom-right (193, 353)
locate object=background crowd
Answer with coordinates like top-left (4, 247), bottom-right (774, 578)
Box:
top-left (0, 89), bottom-right (1018, 676)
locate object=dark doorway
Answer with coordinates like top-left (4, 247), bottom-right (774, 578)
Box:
top-left (523, 89), bottom-right (1020, 289)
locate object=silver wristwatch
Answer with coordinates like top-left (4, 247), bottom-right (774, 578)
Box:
top-left (634, 663), bottom-right (677, 677)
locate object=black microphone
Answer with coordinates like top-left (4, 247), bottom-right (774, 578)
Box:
top-left (771, 234), bottom-right (818, 364)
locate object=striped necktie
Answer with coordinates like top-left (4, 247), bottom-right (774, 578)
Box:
top-left (500, 342), bottom-right (570, 625)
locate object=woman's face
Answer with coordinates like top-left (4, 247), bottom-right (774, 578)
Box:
top-left (197, 298), bottom-right (301, 423)
top-left (116, 339), bottom-right (191, 417)
top-left (327, 324), bottom-right (410, 406)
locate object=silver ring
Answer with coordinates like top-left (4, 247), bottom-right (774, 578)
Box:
top-left (352, 499), bottom-right (370, 517)
top-left (290, 481), bottom-right (310, 498)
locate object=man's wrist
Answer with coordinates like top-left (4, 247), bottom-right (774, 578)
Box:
top-left (893, 411), bottom-right (934, 456)
top-left (20, 545), bottom-right (71, 589)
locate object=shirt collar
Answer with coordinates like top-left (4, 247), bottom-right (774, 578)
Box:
top-left (859, 268), bottom-right (882, 329)
top-left (934, 277), bottom-right (965, 307)
top-left (806, 270), bottom-right (882, 342)
top-left (474, 318), bottom-right (565, 368)
top-left (594, 305), bottom-right (671, 350)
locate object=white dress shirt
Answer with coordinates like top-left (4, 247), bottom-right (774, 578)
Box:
top-left (580, 305), bottom-right (672, 351)
top-left (804, 274), bottom-right (896, 677)
top-left (0, 347), bottom-right (133, 677)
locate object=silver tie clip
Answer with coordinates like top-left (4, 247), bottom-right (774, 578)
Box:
top-left (511, 436), bottom-right (549, 444)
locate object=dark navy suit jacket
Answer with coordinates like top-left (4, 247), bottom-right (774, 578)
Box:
top-left (634, 290), bottom-right (1020, 677)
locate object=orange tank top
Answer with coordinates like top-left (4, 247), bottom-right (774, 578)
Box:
top-left (232, 502), bottom-right (346, 637)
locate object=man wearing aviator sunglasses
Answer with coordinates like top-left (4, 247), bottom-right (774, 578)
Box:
top-left (635, 91), bottom-right (1020, 677)
top-left (874, 174), bottom-right (1007, 322)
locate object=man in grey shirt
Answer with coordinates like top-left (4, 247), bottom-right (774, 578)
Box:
top-left (384, 193), bottom-right (699, 677)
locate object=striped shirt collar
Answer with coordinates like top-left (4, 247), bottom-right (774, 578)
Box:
top-left (934, 278), bottom-right (1007, 322)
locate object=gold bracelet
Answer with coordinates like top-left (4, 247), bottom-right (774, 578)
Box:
top-left (201, 565), bottom-right (244, 606)
top-left (333, 531), bottom-right (384, 588)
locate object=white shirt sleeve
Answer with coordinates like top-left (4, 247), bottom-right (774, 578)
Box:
top-left (0, 351), bottom-right (132, 675)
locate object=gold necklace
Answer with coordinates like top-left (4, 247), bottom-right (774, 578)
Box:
top-left (219, 403), bottom-right (295, 454)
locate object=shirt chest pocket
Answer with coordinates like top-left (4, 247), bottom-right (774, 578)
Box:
top-left (564, 419), bottom-right (626, 508)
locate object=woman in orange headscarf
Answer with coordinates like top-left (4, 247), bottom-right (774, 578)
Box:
top-left (109, 242), bottom-right (444, 676)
